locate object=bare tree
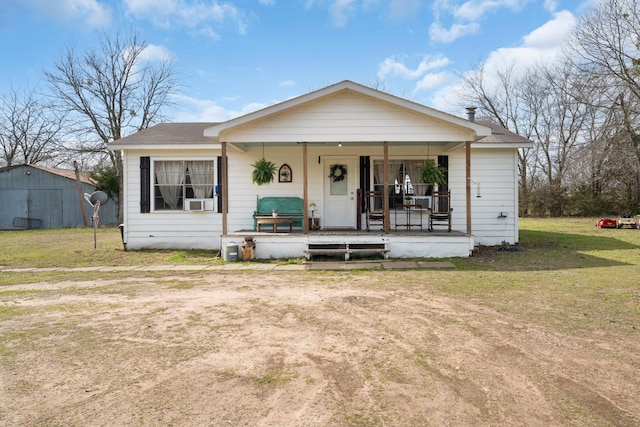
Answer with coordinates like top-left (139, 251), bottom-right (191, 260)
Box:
top-left (458, 62), bottom-right (536, 214)
top-left (44, 29), bottom-right (178, 221)
top-left (571, 0), bottom-right (640, 107)
top-left (0, 86), bottom-right (64, 167)
top-left (525, 60), bottom-right (595, 215)
top-left (456, 1), bottom-right (640, 215)
top-left (458, 58), bottom-right (606, 215)
top-left (602, 90), bottom-right (640, 209)
top-left (570, 0), bottom-right (640, 208)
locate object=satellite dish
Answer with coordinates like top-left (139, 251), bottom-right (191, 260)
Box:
top-left (90, 191), bottom-right (109, 205)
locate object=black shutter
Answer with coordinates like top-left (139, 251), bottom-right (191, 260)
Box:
top-left (359, 156), bottom-right (370, 210)
top-left (217, 156), bottom-right (223, 213)
top-left (140, 156), bottom-right (150, 213)
top-left (438, 155), bottom-right (449, 192)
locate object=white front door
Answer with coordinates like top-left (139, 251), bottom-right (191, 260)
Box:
top-left (323, 158), bottom-right (357, 229)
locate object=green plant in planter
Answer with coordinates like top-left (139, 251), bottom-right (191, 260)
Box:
top-left (251, 157), bottom-right (277, 186)
top-left (419, 159), bottom-right (446, 187)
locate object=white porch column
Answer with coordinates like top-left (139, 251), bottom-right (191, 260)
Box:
top-left (221, 140), bottom-right (228, 236)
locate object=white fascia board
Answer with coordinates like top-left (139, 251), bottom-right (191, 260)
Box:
top-left (109, 143), bottom-right (222, 151)
top-left (473, 143), bottom-right (534, 149)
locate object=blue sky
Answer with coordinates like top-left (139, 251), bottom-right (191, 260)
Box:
top-left (1, 0), bottom-right (593, 124)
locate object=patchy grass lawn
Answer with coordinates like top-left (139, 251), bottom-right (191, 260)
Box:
top-left (0, 226), bottom-right (221, 269)
top-left (0, 218), bottom-right (639, 426)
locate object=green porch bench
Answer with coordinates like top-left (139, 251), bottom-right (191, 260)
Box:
top-left (253, 196), bottom-right (304, 231)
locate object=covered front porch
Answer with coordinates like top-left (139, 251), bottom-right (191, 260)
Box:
top-left (222, 229), bottom-right (474, 260)
top-left (205, 82), bottom-right (491, 246)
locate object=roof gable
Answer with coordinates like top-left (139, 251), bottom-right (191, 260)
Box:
top-left (204, 80), bottom-right (490, 143)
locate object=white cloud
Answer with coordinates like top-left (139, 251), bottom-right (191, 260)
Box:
top-left (429, 8), bottom-right (578, 113)
top-left (430, 0), bottom-right (528, 44)
top-left (123, 44), bottom-right (174, 85)
top-left (23, 0), bottom-right (112, 28)
top-left (378, 54), bottom-right (451, 80)
top-left (387, 0), bottom-right (423, 22)
top-left (258, 0), bottom-right (275, 5)
top-left (303, 0), bottom-right (422, 28)
top-left (543, 0), bottom-right (557, 12)
top-left (523, 10), bottom-right (576, 48)
top-left (123, 0), bottom-right (247, 38)
top-left (198, 27), bottom-right (221, 40)
top-left (454, 0), bottom-right (527, 21)
top-left (279, 80), bottom-right (297, 88)
top-left (241, 102), bottom-right (269, 115)
top-left (429, 21), bottom-right (480, 43)
top-left (171, 93), bottom-right (239, 122)
top-left (171, 93), bottom-right (267, 122)
top-left (139, 44), bottom-right (173, 63)
top-left (414, 71), bottom-right (453, 92)
top-left (328, 0), bottom-right (358, 28)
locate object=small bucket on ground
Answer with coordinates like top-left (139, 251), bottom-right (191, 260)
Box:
top-left (222, 242), bottom-right (238, 262)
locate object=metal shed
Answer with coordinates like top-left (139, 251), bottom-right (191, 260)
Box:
top-left (0, 164), bottom-right (118, 229)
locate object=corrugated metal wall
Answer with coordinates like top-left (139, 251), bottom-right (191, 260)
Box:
top-left (0, 165), bottom-right (118, 229)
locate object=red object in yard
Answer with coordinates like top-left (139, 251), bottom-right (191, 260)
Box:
top-left (596, 218), bottom-right (617, 228)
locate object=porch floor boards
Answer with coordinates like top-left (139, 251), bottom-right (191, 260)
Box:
top-left (230, 229), bottom-right (467, 237)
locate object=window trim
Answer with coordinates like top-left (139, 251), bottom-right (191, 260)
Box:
top-left (150, 157), bottom-right (218, 212)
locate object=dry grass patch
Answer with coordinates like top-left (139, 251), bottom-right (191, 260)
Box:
top-left (1, 218), bottom-right (639, 426)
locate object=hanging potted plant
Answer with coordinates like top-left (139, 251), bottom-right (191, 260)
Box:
top-left (419, 159), bottom-right (446, 190)
top-left (251, 157), bottom-right (277, 186)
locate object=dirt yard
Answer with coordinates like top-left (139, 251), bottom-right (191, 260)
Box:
top-left (1, 270), bottom-right (638, 426)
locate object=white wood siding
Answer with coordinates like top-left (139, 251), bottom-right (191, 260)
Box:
top-left (121, 144), bottom-right (519, 251)
top-left (122, 149), bottom-right (223, 250)
top-left (445, 147), bottom-right (518, 244)
top-left (220, 92), bottom-right (476, 143)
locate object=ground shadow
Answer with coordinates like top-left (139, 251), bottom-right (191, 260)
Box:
top-left (456, 230), bottom-right (640, 272)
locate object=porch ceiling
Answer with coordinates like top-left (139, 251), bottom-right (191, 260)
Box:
top-left (233, 140), bottom-right (457, 147)
top-left (226, 140), bottom-right (460, 153)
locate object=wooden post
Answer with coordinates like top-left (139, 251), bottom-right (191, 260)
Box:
top-left (303, 142), bottom-right (309, 234)
top-left (383, 141), bottom-right (390, 233)
top-left (466, 141), bottom-right (472, 235)
top-left (221, 141), bottom-right (228, 236)
top-left (74, 161), bottom-right (88, 226)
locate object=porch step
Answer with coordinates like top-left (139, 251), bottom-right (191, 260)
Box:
top-left (304, 243), bottom-right (389, 261)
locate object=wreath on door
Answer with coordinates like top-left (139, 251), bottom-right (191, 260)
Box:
top-left (328, 164), bottom-right (347, 182)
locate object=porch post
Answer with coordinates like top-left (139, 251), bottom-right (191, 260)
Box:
top-left (383, 141), bottom-right (390, 233)
top-left (303, 141), bottom-right (309, 234)
top-left (221, 140), bottom-right (228, 236)
top-left (466, 141), bottom-right (471, 235)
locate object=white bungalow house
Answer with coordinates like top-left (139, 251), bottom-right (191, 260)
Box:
top-left (110, 80), bottom-right (532, 259)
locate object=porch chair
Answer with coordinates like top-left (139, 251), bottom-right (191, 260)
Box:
top-left (365, 191), bottom-right (385, 231)
top-left (428, 190), bottom-right (452, 232)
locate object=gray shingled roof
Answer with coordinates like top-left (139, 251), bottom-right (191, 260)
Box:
top-left (111, 122), bottom-right (219, 145)
top-left (110, 120), bottom-right (530, 146)
top-left (475, 120), bottom-right (532, 144)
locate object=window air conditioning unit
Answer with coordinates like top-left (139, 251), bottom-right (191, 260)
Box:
top-left (184, 199), bottom-right (215, 211)
top-left (411, 196), bottom-right (431, 209)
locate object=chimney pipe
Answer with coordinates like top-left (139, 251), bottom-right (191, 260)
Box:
top-left (466, 107), bottom-right (476, 122)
